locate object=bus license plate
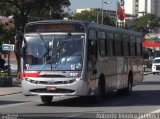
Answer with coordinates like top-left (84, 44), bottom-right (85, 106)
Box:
top-left (46, 86), bottom-right (56, 91)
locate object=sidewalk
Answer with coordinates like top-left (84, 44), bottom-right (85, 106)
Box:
top-left (0, 78), bottom-right (22, 96)
top-left (143, 68), bottom-right (152, 75)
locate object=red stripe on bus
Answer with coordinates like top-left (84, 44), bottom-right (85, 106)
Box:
top-left (20, 72), bottom-right (40, 78)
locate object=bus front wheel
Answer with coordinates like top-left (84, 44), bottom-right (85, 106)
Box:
top-left (124, 74), bottom-right (133, 96)
top-left (40, 96), bottom-right (53, 104)
top-left (95, 76), bottom-right (106, 101)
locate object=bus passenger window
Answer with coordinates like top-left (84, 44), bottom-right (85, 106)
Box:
top-left (136, 37), bottom-right (142, 56)
top-left (123, 35), bottom-right (129, 56)
top-left (115, 34), bottom-right (122, 56)
top-left (88, 40), bottom-right (97, 69)
top-left (88, 29), bottom-right (97, 69)
top-left (130, 36), bottom-right (136, 56)
top-left (98, 31), bottom-right (106, 57)
top-left (106, 33), bottom-right (114, 56)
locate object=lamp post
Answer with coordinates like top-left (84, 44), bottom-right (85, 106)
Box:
top-left (101, 0), bottom-right (111, 24)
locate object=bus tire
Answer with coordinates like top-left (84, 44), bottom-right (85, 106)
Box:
top-left (118, 73), bottom-right (133, 96)
top-left (95, 76), bottom-right (105, 101)
top-left (40, 96), bottom-right (53, 104)
top-left (124, 73), bottom-right (133, 96)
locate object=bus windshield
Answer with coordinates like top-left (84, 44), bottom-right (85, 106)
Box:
top-left (23, 33), bottom-right (84, 71)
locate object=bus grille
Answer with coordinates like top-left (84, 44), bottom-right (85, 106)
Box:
top-left (30, 88), bottom-right (75, 93)
top-left (156, 66), bottom-right (160, 70)
top-left (26, 79), bottom-right (76, 85)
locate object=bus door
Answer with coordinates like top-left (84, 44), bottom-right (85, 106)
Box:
top-left (87, 29), bottom-right (98, 95)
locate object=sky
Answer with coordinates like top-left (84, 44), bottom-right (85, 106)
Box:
top-left (69, 0), bottom-right (117, 12)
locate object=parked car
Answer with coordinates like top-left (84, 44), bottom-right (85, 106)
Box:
top-left (152, 57), bottom-right (160, 75)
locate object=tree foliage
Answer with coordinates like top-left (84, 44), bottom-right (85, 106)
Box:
top-left (130, 14), bottom-right (160, 32)
top-left (0, 0), bottom-right (70, 34)
top-left (73, 10), bottom-right (97, 22)
top-left (73, 10), bottom-right (115, 26)
top-left (0, 21), bottom-right (15, 45)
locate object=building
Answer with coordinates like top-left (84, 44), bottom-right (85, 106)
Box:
top-left (124, 0), bottom-right (160, 17)
top-left (76, 8), bottom-right (92, 13)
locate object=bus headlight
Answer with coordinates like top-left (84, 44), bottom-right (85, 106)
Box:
top-left (152, 66), bottom-right (156, 69)
top-left (76, 77), bottom-right (81, 81)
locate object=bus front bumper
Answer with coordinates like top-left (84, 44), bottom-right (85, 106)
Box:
top-left (21, 78), bottom-right (88, 96)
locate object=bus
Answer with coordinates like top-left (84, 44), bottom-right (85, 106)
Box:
top-left (20, 20), bottom-right (143, 103)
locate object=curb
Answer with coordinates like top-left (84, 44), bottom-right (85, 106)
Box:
top-left (0, 91), bottom-right (22, 96)
top-left (143, 72), bottom-right (152, 75)
top-left (0, 84), bottom-right (22, 97)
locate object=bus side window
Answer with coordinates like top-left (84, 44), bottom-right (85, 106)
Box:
top-left (136, 37), bottom-right (142, 56)
top-left (88, 29), bottom-right (97, 69)
top-left (115, 34), bottom-right (122, 56)
top-left (123, 35), bottom-right (129, 56)
top-left (130, 36), bottom-right (136, 56)
top-left (98, 31), bottom-right (106, 57)
top-left (106, 33), bottom-right (114, 56)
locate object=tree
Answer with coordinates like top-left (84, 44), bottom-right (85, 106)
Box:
top-left (73, 10), bottom-right (97, 22)
top-left (0, 0), bottom-right (70, 76)
top-left (73, 10), bottom-right (115, 26)
top-left (130, 14), bottom-right (160, 33)
top-left (0, 0), bottom-right (70, 33)
top-left (0, 21), bottom-right (15, 45)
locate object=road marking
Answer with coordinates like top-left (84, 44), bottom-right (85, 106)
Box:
top-left (67, 113), bottom-right (83, 118)
top-left (138, 108), bottom-right (160, 119)
top-left (150, 108), bottom-right (160, 113)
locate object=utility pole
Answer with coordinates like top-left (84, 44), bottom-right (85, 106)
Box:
top-left (101, 0), bottom-right (112, 24)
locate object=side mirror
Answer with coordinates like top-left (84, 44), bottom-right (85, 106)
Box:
top-left (15, 34), bottom-right (23, 41)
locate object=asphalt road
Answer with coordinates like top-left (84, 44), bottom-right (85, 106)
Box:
top-left (1, 74), bottom-right (160, 119)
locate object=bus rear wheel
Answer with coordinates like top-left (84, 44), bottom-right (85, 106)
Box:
top-left (40, 96), bottom-right (53, 104)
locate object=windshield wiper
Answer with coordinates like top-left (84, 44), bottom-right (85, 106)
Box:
top-left (36, 33), bottom-right (49, 57)
top-left (37, 33), bottom-right (49, 50)
top-left (56, 32), bottom-right (72, 52)
top-left (52, 33), bottom-right (72, 70)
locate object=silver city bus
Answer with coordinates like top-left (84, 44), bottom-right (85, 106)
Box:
top-left (20, 20), bottom-right (143, 103)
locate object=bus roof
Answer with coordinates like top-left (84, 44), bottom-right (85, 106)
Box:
top-left (25, 20), bottom-right (142, 36)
